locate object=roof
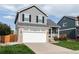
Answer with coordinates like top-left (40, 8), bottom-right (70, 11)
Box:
top-left (65, 16), bottom-right (76, 20)
top-left (17, 19), bottom-right (59, 27)
top-left (47, 19), bottom-right (59, 27)
top-left (18, 5), bottom-right (48, 17)
top-left (14, 5), bottom-right (48, 24)
top-left (57, 16), bottom-right (76, 24)
top-left (17, 22), bottom-right (48, 27)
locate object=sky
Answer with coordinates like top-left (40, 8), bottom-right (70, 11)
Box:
top-left (0, 4), bottom-right (79, 30)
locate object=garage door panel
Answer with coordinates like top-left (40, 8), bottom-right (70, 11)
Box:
top-left (23, 32), bottom-right (46, 43)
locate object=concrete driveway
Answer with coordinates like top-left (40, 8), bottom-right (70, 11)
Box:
top-left (25, 43), bottom-right (74, 54)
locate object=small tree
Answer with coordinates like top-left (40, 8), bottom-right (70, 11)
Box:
top-left (0, 22), bottom-right (11, 36)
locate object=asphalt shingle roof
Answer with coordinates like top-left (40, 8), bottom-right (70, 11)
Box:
top-left (47, 19), bottom-right (59, 27)
top-left (17, 19), bottom-right (59, 27)
top-left (65, 16), bottom-right (76, 20)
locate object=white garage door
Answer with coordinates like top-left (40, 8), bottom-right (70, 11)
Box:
top-left (23, 32), bottom-right (46, 43)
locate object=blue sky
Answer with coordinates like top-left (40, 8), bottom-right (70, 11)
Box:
top-left (0, 4), bottom-right (79, 30)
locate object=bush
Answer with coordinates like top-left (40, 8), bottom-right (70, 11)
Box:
top-left (54, 35), bottom-right (67, 41)
top-left (59, 36), bottom-right (67, 41)
top-left (0, 22), bottom-right (11, 36)
top-left (54, 36), bottom-right (59, 41)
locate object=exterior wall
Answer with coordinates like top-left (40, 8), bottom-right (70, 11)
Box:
top-left (17, 7), bottom-right (47, 25)
top-left (58, 17), bottom-right (76, 39)
top-left (15, 6), bottom-right (59, 43)
top-left (60, 29), bottom-right (76, 39)
top-left (58, 17), bottom-right (75, 30)
top-left (17, 24), bottom-right (49, 42)
top-left (15, 6), bottom-right (48, 43)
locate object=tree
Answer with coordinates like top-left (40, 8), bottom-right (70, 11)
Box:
top-left (0, 22), bottom-right (11, 36)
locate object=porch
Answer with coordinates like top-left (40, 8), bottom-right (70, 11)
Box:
top-left (48, 27), bottom-right (59, 42)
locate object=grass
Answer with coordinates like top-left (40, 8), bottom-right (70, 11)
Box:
top-left (0, 44), bottom-right (35, 54)
top-left (55, 40), bottom-right (79, 50)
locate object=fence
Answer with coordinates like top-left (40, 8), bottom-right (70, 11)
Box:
top-left (0, 34), bottom-right (17, 43)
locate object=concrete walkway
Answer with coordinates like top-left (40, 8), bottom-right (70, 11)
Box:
top-left (25, 43), bottom-right (75, 54)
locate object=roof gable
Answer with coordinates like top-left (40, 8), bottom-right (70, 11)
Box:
top-left (18, 5), bottom-right (48, 17)
top-left (15, 5), bottom-right (48, 24)
top-left (57, 16), bottom-right (76, 24)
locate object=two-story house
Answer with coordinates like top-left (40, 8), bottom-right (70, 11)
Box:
top-left (15, 5), bottom-right (59, 43)
top-left (57, 16), bottom-right (79, 39)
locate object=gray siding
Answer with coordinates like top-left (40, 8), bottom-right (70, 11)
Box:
top-left (17, 7), bottom-right (47, 25)
top-left (58, 17), bottom-right (76, 39)
top-left (60, 29), bottom-right (76, 39)
top-left (58, 17), bottom-right (75, 30)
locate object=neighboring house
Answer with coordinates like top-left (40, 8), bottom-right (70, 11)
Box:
top-left (15, 5), bottom-right (59, 43)
top-left (57, 16), bottom-right (79, 39)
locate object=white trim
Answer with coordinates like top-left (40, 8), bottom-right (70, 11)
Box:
top-left (59, 28), bottom-right (76, 31)
top-left (58, 28), bottom-right (59, 38)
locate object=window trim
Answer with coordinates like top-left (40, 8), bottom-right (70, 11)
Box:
top-left (38, 15), bottom-right (42, 23)
top-left (62, 22), bottom-right (67, 27)
top-left (24, 14), bottom-right (30, 22)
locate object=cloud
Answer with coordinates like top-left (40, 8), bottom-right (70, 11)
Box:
top-left (0, 5), bottom-right (17, 12)
top-left (1, 4), bottom-right (79, 22)
top-left (3, 15), bottom-right (15, 20)
top-left (37, 4), bottom-right (79, 17)
top-left (1, 4), bottom-right (79, 17)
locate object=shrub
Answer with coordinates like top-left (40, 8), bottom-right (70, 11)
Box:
top-left (54, 36), bottom-right (59, 41)
top-left (54, 35), bottom-right (67, 41)
top-left (75, 35), bottom-right (79, 41)
top-left (59, 36), bottom-right (67, 41)
top-left (0, 22), bottom-right (12, 36)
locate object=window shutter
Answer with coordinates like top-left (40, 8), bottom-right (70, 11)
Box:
top-left (22, 14), bottom-right (24, 21)
top-left (36, 16), bottom-right (38, 23)
top-left (42, 16), bottom-right (44, 23)
top-left (29, 15), bottom-right (31, 22)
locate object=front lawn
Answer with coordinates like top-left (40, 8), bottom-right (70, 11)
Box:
top-left (0, 44), bottom-right (35, 54)
top-left (55, 40), bottom-right (79, 50)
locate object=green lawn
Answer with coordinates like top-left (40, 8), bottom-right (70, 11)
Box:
top-left (0, 44), bottom-right (35, 54)
top-left (55, 40), bottom-right (79, 50)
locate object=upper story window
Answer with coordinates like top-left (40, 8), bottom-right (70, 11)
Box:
top-left (36, 15), bottom-right (44, 23)
top-left (24, 14), bottom-right (29, 22)
top-left (38, 15), bottom-right (42, 23)
top-left (22, 14), bottom-right (31, 22)
top-left (62, 22), bottom-right (67, 27)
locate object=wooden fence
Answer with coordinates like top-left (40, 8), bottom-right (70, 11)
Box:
top-left (0, 34), bottom-right (17, 43)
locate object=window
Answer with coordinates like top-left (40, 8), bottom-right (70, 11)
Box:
top-left (52, 27), bottom-right (58, 34)
top-left (38, 15), bottom-right (42, 23)
top-left (62, 22), bottom-right (67, 27)
top-left (24, 14), bottom-right (29, 22)
top-left (49, 29), bottom-right (51, 34)
top-left (36, 15), bottom-right (45, 23)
